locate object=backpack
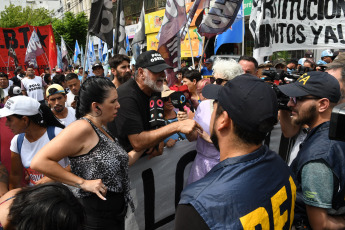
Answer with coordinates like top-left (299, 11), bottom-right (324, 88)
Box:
top-left (16, 126), bottom-right (56, 155)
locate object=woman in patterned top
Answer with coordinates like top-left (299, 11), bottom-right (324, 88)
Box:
top-left (32, 77), bottom-right (144, 230)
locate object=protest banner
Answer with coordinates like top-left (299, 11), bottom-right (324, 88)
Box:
top-left (0, 24), bottom-right (57, 77)
top-left (125, 140), bottom-right (197, 229)
top-left (249, 0), bottom-right (345, 61)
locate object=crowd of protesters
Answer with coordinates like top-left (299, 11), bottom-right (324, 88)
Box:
top-left (0, 48), bottom-right (344, 229)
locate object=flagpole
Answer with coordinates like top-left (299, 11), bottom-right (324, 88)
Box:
top-left (7, 37), bottom-right (12, 74)
top-left (83, 33), bottom-right (90, 76)
top-left (113, 0), bottom-right (121, 54)
top-left (198, 38), bottom-right (209, 70)
top-left (241, 4), bottom-right (245, 56)
top-left (186, 28), bottom-right (195, 69)
top-left (0, 55), bottom-right (7, 68)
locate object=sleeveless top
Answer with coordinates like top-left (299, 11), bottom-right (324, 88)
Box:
top-left (69, 118), bottom-right (134, 211)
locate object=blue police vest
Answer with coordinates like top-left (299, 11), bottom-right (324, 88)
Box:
top-left (179, 145), bottom-right (296, 229)
top-left (290, 121), bottom-right (345, 224)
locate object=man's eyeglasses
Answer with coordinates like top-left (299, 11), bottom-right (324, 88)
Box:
top-left (290, 96), bottom-right (321, 104)
top-left (215, 78), bottom-right (227, 85)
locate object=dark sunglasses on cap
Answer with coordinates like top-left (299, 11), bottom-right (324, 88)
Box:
top-left (215, 78), bottom-right (228, 85)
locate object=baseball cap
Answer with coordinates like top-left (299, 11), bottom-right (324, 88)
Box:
top-left (273, 58), bottom-right (286, 67)
top-left (0, 96), bottom-right (40, 118)
top-left (56, 68), bottom-right (62, 73)
top-left (321, 50), bottom-right (333, 58)
top-left (202, 74), bottom-right (278, 133)
top-left (298, 58), bottom-right (306, 66)
top-left (204, 59), bottom-right (213, 64)
top-left (304, 51), bottom-right (313, 58)
top-left (135, 50), bottom-right (172, 73)
top-left (92, 62), bottom-right (103, 69)
top-left (8, 86), bottom-right (22, 97)
top-left (278, 71), bottom-right (340, 103)
top-left (46, 84), bottom-right (65, 97)
top-left (161, 85), bottom-right (175, 98)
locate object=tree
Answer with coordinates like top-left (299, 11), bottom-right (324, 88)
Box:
top-left (0, 4), bottom-right (54, 28)
top-left (53, 12), bottom-right (88, 58)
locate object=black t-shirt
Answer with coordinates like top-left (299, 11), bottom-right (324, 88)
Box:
top-left (114, 78), bottom-right (151, 152)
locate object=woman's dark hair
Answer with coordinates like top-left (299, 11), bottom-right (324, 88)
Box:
top-left (183, 69), bottom-right (202, 82)
top-left (76, 76), bottom-right (116, 119)
top-left (44, 74), bottom-right (51, 85)
top-left (13, 104), bottom-right (65, 129)
top-left (52, 74), bottom-right (66, 87)
top-left (8, 183), bottom-right (84, 230)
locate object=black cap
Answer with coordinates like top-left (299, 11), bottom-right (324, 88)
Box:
top-left (305, 51), bottom-right (313, 58)
top-left (202, 74), bottom-right (278, 133)
top-left (92, 62), bottom-right (103, 69)
top-left (135, 50), bottom-right (172, 73)
top-left (278, 71), bottom-right (340, 103)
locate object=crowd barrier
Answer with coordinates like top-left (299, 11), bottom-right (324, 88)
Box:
top-left (125, 140), bottom-right (197, 230)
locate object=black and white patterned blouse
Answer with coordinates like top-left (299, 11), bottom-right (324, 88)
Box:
top-left (69, 118), bottom-right (134, 211)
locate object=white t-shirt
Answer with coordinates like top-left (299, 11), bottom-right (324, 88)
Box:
top-left (2, 81), bottom-right (13, 97)
top-left (59, 107), bottom-right (76, 126)
top-left (10, 127), bottom-right (69, 185)
top-left (21, 76), bottom-right (46, 101)
top-left (66, 91), bottom-right (77, 107)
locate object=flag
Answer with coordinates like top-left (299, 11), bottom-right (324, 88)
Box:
top-left (214, 6), bottom-right (244, 54)
top-left (98, 38), bottom-right (103, 62)
top-left (158, 0), bottom-right (187, 72)
top-left (125, 35), bottom-right (130, 54)
top-left (103, 50), bottom-right (109, 75)
top-left (88, 0), bottom-right (114, 48)
top-left (24, 29), bottom-right (45, 68)
top-left (198, 0), bottom-right (243, 38)
top-left (180, 0), bottom-right (206, 41)
top-left (88, 40), bottom-right (96, 67)
top-left (73, 40), bottom-right (80, 64)
top-left (117, 0), bottom-right (126, 55)
top-left (61, 37), bottom-right (68, 59)
top-left (132, 2), bottom-right (145, 45)
top-left (80, 46), bottom-right (85, 69)
top-left (102, 42), bottom-right (108, 62)
top-left (47, 25), bottom-right (57, 69)
top-left (8, 38), bottom-right (19, 68)
top-left (57, 45), bottom-right (62, 69)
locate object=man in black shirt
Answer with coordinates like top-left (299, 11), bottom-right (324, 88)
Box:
top-left (115, 50), bottom-right (201, 157)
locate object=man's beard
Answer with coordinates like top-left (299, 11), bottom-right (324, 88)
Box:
top-left (144, 76), bottom-right (163, 92)
top-left (292, 104), bottom-right (317, 126)
top-left (116, 72), bottom-right (131, 84)
top-left (210, 123), bottom-right (220, 152)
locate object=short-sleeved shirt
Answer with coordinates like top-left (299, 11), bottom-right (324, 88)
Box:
top-left (10, 127), bottom-right (69, 185)
top-left (115, 78), bottom-right (151, 152)
top-left (21, 76), bottom-right (46, 101)
top-left (59, 107), bottom-right (76, 126)
top-left (200, 67), bottom-right (213, 77)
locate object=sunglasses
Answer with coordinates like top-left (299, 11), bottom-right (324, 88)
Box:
top-left (215, 78), bottom-right (228, 85)
top-left (290, 96), bottom-right (321, 104)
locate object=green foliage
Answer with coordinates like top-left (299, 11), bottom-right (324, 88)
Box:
top-left (0, 4), bottom-right (54, 27)
top-left (53, 12), bottom-right (88, 57)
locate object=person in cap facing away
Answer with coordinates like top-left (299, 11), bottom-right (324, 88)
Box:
top-left (175, 74), bottom-right (296, 229)
top-left (46, 84), bottom-right (76, 126)
top-left (317, 49), bottom-right (333, 65)
top-left (114, 50), bottom-right (202, 158)
top-left (0, 96), bottom-right (67, 189)
top-left (200, 59), bottom-right (213, 77)
top-left (273, 58), bottom-right (287, 70)
top-left (277, 71), bottom-right (345, 229)
top-left (8, 86), bottom-right (22, 98)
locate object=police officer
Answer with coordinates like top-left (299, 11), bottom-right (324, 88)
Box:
top-left (175, 74), bottom-right (296, 229)
top-left (278, 71), bottom-right (345, 229)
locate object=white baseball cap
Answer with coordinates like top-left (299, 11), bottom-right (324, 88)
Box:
top-left (0, 96), bottom-right (40, 118)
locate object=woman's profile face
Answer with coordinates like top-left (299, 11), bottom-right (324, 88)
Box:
top-left (5, 115), bottom-right (26, 135)
top-left (97, 88), bottom-right (120, 123)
